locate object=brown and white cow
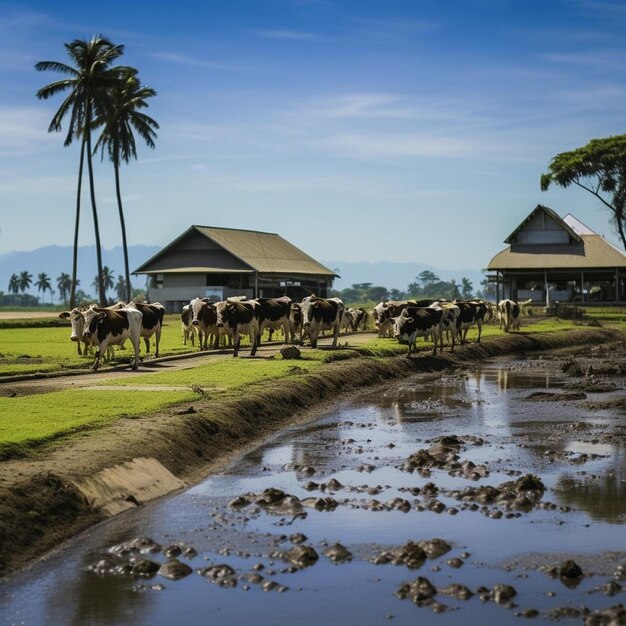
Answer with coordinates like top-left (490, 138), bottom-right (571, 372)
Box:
top-left (375, 300), bottom-right (428, 338)
top-left (82, 305), bottom-right (143, 371)
top-left (394, 306), bottom-right (443, 356)
top-left (340, 308), bottom-right (356, 333)
top-left (255, 296), bottom-right (293, 344)
top-left (215, 299), bottom-right (261, 357)
top-left (289, 302), bottom-right (304, 345)
top-left (130, 302), bottom-right (165, 357)
top-left (498, 299), bottom-right (521, 332)
top-left (59, 308), bottom-right (92, 356)
top-left (300, 295), bottom-right (344, 348)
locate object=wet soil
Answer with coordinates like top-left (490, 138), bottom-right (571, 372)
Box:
top-left (1, 335), bottom-right (626, 625)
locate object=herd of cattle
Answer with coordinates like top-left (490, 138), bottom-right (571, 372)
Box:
top-left (59, 295), bottom-right (527, 371)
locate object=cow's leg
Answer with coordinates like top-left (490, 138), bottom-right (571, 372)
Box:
top-left (154, 327), bottom-right (161, 358)
top-left (250, 328), bottom-right (259, 356)
top-left (282, 321), bottom-right (290, 345)
top-left (433, 330), bottom-right (438, 356)
top-left (93, 341), bottom-right (108, 371)
top-left (332, 323), bottom-right (339, 348)
top-left (233, 330), bottom-right (240, 357)
top-left (144, 336), bottom-right (150, 354)
top-left (476, 320), bottom-right (483, 343)
top-left (130, 333), bottom-right (141, 370)
top-left (77, 341), bottom-right (82, 356)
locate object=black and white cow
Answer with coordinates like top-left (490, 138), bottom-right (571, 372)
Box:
top-left (456, 301), bottom-right (489, 344)
top-left (300, 295), bottom-right (344, 348)
top-left (215, 299), bottom-right (261, 357)
top-left (59, 308), bottom-right (92, 356)
top-left (82, 305), bottom-right (143, 371)
top-left (351, 307), bottom-right (368, 331)
top-left (393, 306), bottom-right (443, 356)
top-left (498, 299), bottom-right (521, 332)
top-left (431, 301), bottom-right (460, 351)
top-left (189, 297), bottom-right (221, 350)
top-left (130, 302), bottom-right (165, 357)
top-left (375, 301), bottom-right (428, 337)
top-left (340, 308), bottom-right (356, 333)
top-left (181, 304), bottom-right (197, 347)
top-left (255, 296), bottom-right (293, 344)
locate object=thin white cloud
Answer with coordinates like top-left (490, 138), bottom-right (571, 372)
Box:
top-left (151, 52), bottom-right (233, 70)
top-left (543, 50), bottom-right (625, 68)
top-left (0, 107), bottom-right (58, 155)
top-left (255, 29), bottom-right (321, 41)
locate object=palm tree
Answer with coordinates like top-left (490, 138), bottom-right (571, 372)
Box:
top-left (57, 272), bottom-right (72, 306)
top-left (449, 279), bottom-right (461, 300)
top-left (95, 69), bottom-right (158, 302)
top-left (115, 274), bottom-right (127, 301)
top-left (36, 36), bottom-right (128, 307)
top-left (8, 274), bottom-right (20, 294)
top-left (93, 266), bottom-right (115, 300)
top-left (18, 271), bottom-right (33, 293)
top-left (461, 277), bottom-right (473, 299)
top-left (35, 272), bottom-right (52, 303)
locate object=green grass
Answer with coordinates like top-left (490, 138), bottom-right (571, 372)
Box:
top-left (0, 388), bottom-right (199, 458)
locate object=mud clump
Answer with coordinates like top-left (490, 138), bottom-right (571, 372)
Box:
top-left (544, 559), bottom-right (585, 588)
top-left (158, 559), bottom-right (192, 580)
top-left (280, 346), bottom-right (301, 360)
top-left (439, 583), bottom-right (473, 600)
top-left (396, 576), bottom-right (437, 606)
top-left (282, 545), bottom-right (319, 569)
top-left (491, 583), bottom-right (517, 605)
top-left (563, 379), bottom-right (618, 393)
top-left (109, 536), bottom-right (162, 556)
top-left (200, 563), bottom-right (237, 587)
top-left (373, 539), bottom-right (451, 568)
top-left (584, 604), bottom-right (626, 625)
top-left (527, 391), bottom-right (587, 401)
top-left (324, 543), bottom-right (353, 563)
top-left (228, 488), bottom-right (304, 515)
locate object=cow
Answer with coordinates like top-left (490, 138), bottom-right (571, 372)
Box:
top-left (375, 301), bottom-right (427, 337)
top-left (498, 299), bottom-right (521, 332)
top-left (130, 302), bottom-right (165, 357)
top-left (58, 308), bottom-right (93, 356)
top-left (82, 305), bottom-right (143, 371)
top-left (255, 296), bottom-right (293, 344)
top-left (431, 301), bottom-right (460, 351)
top-left (300, 295), bottom-right (344, 348)
top-left (188, 297), bottom-right (221, 350)
top-left (181, 304), bottom-right (197, 347)
top-left (340, 308), bottom-right (356, 333)
top-left (289, 302), bottom-right (304, 345)
top-left (393, 307), bottom-right (443, 356)
top-left (215, 299), bottom-right (261, 357)
top-left (351, 307), bottom-right (368, 331)
top-left (456, 301), bottom-right (489, 344)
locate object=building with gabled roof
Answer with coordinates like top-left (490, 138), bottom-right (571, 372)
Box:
top-left (487, 204), bottom-right (626, 304)
top-left (133, 226), bottom-right (338, 312)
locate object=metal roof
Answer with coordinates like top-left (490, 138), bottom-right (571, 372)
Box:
top-left (133, 226), bottom-right (338, 277)
top-left (488, 234), bottom-right (626, 270)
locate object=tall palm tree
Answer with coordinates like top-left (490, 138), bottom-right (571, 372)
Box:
top-left (115, 274), bottom-right (127, 301)
top-left (461, 277), bottom-right (473, 299)
top-left (35, 36), bottom-right (128, 307)
top-left (57, 272), bottom-right (72, 306)
top-left (8, 274), bottom-right (20, 294)
top-left (449, 279), bottom-right (461, 300)
top-left (18, 271), bottom-right (33, 293)
top-left (93, 266), bottom-right (115, 301)
top-left (35, 272), bottom-right (52, 303)
top-left (95, 70), bottom-right (158, 302)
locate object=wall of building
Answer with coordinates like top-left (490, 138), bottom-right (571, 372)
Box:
top-left (515, 212), bottom-right (571, 245)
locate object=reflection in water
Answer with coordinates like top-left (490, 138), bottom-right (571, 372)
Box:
top-left (555, 446), bottom-right (626, 522)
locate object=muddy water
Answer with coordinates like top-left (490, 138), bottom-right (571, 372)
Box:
top-left (2, 353), bottom-right (626, 626)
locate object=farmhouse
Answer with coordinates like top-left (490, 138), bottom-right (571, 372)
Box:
top-left (133, 226), bottom-right (337, 312)
top-left (487, 204), bottom-right (626, 304)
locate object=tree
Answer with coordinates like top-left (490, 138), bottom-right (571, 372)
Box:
top-left (57, 272), bottom-right (72, 306)
top-left (93, 266), bottom-right (115, 300)
top-left (461, 277), bottom-right (473, 298)
top-left (8, 274), bottom-right (20, 295)
top-left (418, 271), bottom-right (439, 287)
top-left (115, 274), bottom-right (127, 301)
top-left (95, 69), bottom-right (158, 302)
top-left (541, 134), bottom-right (626, 250)
top-left (448, 279), bottom-right (461, 299)
top-left (35, 272), bottom-right (52, 303)
top-left (18, 271), bottom-right (33, 293)
top-left (36, 36), bottom-right (128, 306)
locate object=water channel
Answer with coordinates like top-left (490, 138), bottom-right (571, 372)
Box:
top-left (2, 350), bottom-right (625, 625)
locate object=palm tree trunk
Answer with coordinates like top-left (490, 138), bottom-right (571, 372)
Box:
top-left (69, 139), bottom-right (86, 308)
top-left (85, 108), bottom-right (106, 306)
top-left (114, 161), bottom-right (132, 302)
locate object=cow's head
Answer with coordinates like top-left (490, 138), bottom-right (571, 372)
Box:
top-left (59, 308), bottom-right (86, 342)
top-left (82, 307), bottom-right (106, 339)
top-left (189, 297), bottom-right (204, 326)
top-left (215, 300), bottom-right (231, 327)
top-left (300, 296), bottom-right (318, 328)
top-left (393, 309), bottom-right (412, 339)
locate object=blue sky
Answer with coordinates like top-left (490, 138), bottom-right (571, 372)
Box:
top-left (1, 0), bottom-right (626, 270)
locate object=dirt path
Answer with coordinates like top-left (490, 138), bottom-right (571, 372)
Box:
top-left (0, 332), bottom-right (375, 396)
top-left (0, 311), bottom-right (58, 319)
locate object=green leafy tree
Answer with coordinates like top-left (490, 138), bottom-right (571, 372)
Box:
top-left (115, 274), bottom-right (127, 301)
top-left (418, 270), bottom-right (439, 287)
top-left (35, 272), bottom-right (52, 303)
top-left (36, 35), bottom-right (128, 306)
top-left (8, 273), bottom-right (20, 294)
top-left (389, 288), bottom-right (407, 300)
top-left (461, 277), bottom-right (473, 298)
top-left (541, 134), bottom-right (626, 250)
top-left (448, 279), bottom-right (461, 299)
top-left (93, 265), bottom-right (115, 300)
top-left (57, 272), bottom-right (72, 306)
top-left (94, 69), bottom-right (158, 302)
top-left (18, 271), bottom-right (33, 293)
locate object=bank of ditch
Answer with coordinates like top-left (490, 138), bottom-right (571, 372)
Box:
top-left (0, 326), bottom-right (623, 578)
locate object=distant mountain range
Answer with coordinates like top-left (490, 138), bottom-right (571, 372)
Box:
top-left (0, 245), bottom-right (485, 302)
